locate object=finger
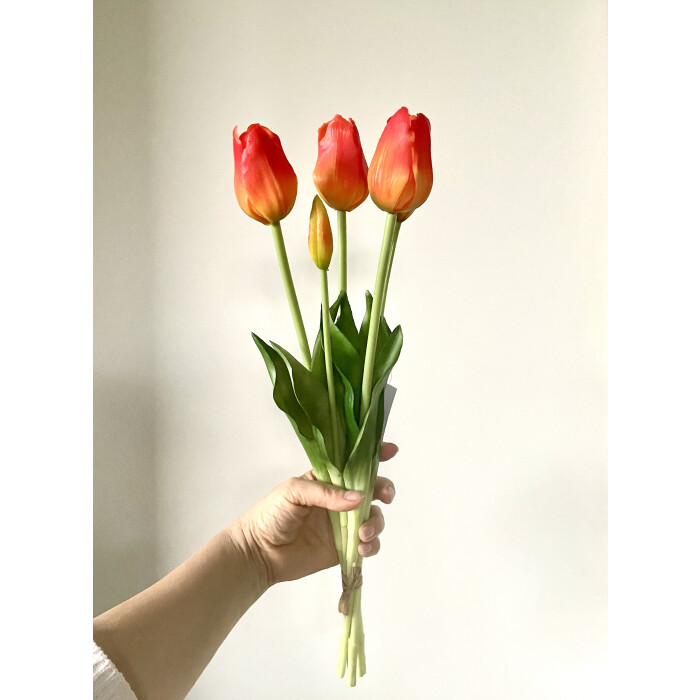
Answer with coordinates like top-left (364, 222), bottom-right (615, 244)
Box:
top-left (358, 538), bottom-right (381, 558)
top-left (283, 477), bottom-right (364, 512)
top-left (379, 442), bottom-right (399, 461)
top-left (359, 504), bottom-right (385, 542)
top-left (373, 476), bottom-right (396, 504)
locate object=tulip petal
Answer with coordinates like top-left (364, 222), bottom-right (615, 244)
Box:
top-left (313, 115), bottom-right (369, 212)
top-left (368, 107), bottom-right (416, 213)
top-left (409, 113), bottom-right (433, 210)
top-left (368, 107), bottom-right (433, 216)
top-left (233, 124), bottom-right (297, 225)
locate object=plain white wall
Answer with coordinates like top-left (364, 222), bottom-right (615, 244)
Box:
top-left (94, 0), bottom-right (607, 697)
top-left (93, 0), bottom-right (157, 618)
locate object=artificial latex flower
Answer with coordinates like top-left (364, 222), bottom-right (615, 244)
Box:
top-left (232, 107), bottom-right (433, 687)
top-left (367, 107), bottom-right (432, 215)
top-left (308, 195), bottom-right (333, 270)
top-left (313, 115), bottom-right (369, 212)
top-left (233, 124), bottom-right (298, 225)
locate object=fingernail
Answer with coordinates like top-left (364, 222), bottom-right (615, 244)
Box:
top-left (387, 486), bottom-right (396, 500)
top-left (344, 490), bottom-right (363, 501)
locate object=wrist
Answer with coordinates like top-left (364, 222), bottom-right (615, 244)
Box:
top-left (223, 518), bottom-right (271, 595)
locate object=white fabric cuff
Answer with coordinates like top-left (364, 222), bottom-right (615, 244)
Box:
top-left (93, 641), bottom-right (138, 700)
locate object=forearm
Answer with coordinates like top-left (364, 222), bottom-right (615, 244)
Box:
top-left (93, 522), bottom-right (268, 700)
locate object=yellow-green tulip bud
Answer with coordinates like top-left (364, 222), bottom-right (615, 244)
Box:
top-left (308, 195), bottom-right (333, 270)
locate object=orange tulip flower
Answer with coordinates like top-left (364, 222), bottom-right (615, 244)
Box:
top-left (233, 124), bottom-right (298, 225)
top-left (313, 115), bottom-right (369, 212)
top-left (367, 107), bottom-right (432, 216)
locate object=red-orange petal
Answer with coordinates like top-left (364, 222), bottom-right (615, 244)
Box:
top-left (313, 115), bottom-right (368, 212)
top-left (368, 107), bottom-right (416, 214)
top-left (233, 124), bottom-right (297, 225)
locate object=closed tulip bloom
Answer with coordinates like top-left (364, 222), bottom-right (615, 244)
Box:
top-left (368, 107), bottom-right (432, 216)
top-left (308, 195), bottom-right (333, 270)
top-left (313, 115), bottom-right (369, 212)
top-left (233, 124), bottom-right (298, 225)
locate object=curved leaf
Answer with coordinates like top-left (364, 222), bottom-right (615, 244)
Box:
top-left (377, 316), bottom-right (391, 353)
top-left (358, 291), bottom-right (373, 351)
top-left (338, 370), bottom-right (360, 446)
top-left (328, 323), bottom-right (363, 400)
top-left (271, 342), bottom-right (339, 464)
top-left (252, 334), bottom-right (313, 439)
top-left (343, 328), bottom-right (401, 487)
top-left (372, 325), bottom-right (403, 386)
top-left (331, 371), bottom-right (347, 467)
top-left (335, 294), bottom-right (361, 353)
top-left (343, 377), bottom-right (389, 489)
top-left (330, 290), bottom-right (344, 322)
top-left (357, 290), bottom-right (392, 355)
top-left (310, 329), bottom-right (326, 385)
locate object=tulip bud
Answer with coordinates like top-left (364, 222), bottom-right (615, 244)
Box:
top-left (233, 124), bottom-right (298, 225)
top-left (368, 107), bottom-right (433, 216)
top-left (308, 195), bottom-right (333, 270)
top-left (313, 115), bottom-right (369, 212)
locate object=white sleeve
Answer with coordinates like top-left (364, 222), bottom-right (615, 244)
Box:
top-left (93, 641), bottom-right (139, 700)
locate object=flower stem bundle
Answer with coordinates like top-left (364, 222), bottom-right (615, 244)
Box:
top-left (233, 107), bottom-right (432, 686)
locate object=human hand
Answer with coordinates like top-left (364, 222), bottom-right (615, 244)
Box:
top-left (231, 443), bottom-right (399, 587)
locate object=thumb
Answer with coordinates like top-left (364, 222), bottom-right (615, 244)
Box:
top-left (284, 477), bottom-right (364, 512)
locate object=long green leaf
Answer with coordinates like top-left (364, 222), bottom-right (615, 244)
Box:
top-left (335, 293), bottom-right (362, 353)
top-left (310, 329), bottom-right (326, 385)
top-left (338, 370), bottom-right (360, 446)
top-left (328, 323), bottom-right (363, 408)
top-left (358, 291), bottom-right (373, 351)
top-left (252, 334), bottom-right (313, 439)
top-left (331, 371), bottom-right (347, 465)
top-left (372, 325), bottom-right (403, 386)
top-left (343, 326), bottom-right (401, 487)
top-left (330, 290), bottom-right (344, 321)
top-left (343, 377), bottom-right (390, 489)
top-left (271, 342), bottom-right (338, 464)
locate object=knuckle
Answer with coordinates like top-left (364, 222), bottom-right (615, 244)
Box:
top-left (282, 477), bottom-right (305, 502)
top-left (370, 505), bottom-right (385, 525)
top-left (283, 476), bottom-right (299, 493)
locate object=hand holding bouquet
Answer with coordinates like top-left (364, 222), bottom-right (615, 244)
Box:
top-left (232, 107), bottom-right (432, 686)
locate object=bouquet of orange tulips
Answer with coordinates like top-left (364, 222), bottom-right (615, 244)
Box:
top-left (232, 108), bottom-right (432, 686)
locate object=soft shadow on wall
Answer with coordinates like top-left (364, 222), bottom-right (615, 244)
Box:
top-left (93, 0), bottom-right (157, 615)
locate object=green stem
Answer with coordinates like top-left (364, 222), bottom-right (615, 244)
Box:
top-left (310, 461), bottom-right (344, 575)
top-left (347, 589), bottom-right (359, 687)
top-left (328, 468), bottom-right (348, 572)
top-left (360, 213), bottom-right (397, 420)
top-left (328, 510), bottom-right (343, 562)
top-left (342, 479), bottom-right (373, 684)
top-left (337, 210), bottom-right (347, 295)
top-left (270, 222), bottom-right (312, 368)
top-left (339, 511), bottom-right (348, 577)
top-left (354, 489), bottom-right (372, 680)
top-left (379, 220), bottom-right (401, 318)
top-left (336, 602), bottom-right (351, 677)
top-left (348, 589), bottom-right (365, 682)
top-left (320, 269), bottom-right (341, 466)
top-left (358, 598), bottom-right (366, 677)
